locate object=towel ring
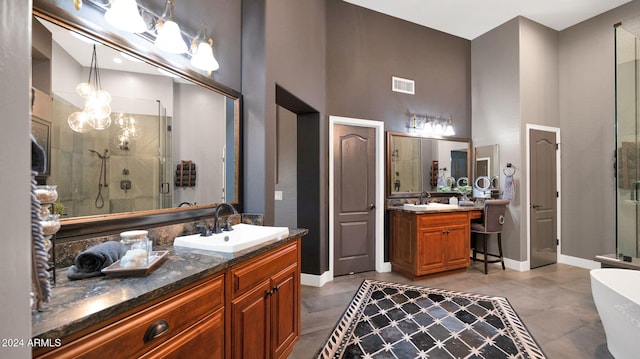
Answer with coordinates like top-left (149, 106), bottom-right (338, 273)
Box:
top-left (503, 166), bottom-right (516, 176)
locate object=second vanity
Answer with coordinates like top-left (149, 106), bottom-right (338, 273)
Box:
top-left (32, 229), bottom-right (307, 359)
top-left (389, 204), bottom-right (481, 280)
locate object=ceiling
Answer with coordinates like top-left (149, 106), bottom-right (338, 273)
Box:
top-left (343, 0), bottom-right (633, 40)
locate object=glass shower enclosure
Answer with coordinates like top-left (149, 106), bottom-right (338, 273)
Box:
top-left (616, 21), bottom-right (640, 258)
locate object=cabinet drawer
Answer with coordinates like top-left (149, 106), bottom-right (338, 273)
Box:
top-left (141, 307), bottom-right (225, 359)
top-left (418, 213), bottom-right (467, 228)
top-left (38, 274), bottom-right (224, 359)
top-left (230, 241), bottom-right (298, 297)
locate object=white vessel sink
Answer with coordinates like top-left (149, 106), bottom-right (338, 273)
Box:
top-left (403, 203), bottom-right (459, 211)
top-left (173, 223), bottom-right (290, 253)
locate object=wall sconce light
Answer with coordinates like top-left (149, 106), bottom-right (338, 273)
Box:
top-left (190, 22), bottom-right (220, 73)
top-left (68, 44), bottom-right (112, 133)
top-left (104, 0), bottom-right (147, 33)
top-left (154, 0), bottom-right (188, 54)
top-left (407, 113), bottom-right (456, 137)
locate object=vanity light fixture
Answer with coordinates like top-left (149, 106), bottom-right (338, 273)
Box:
top-left (68, 44), bottom-right (112, 133)
top-left (104, 0), bottom-right (147, 34)
top-left (154, 0), bottom-right (188, 54)
top-left (78, 0), bottom-right (222, 72)
top-left (190, 22), bottom-right (220, 73)
top-left (407, 113), bottom-right (455, 137)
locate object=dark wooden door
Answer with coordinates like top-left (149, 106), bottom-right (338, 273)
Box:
top-left (333, 124), bottom-right (376, 276)
top-left (530, 129), bottom-right (558, 268)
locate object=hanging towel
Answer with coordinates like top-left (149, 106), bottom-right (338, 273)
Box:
top-left (502, 174), bottom-right (515, 201)
top-left (67, 241), bottom-right (127, 280)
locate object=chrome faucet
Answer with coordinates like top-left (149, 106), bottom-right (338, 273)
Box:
top-left (213, 203), bottom-right (238, 234)
top-left (419, 191), bottom-right (431, 205)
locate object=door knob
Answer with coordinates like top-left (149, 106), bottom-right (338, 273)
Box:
top-left (368, 204), bottom-right (376, 210)
top-left (531, 204), bottom-right (541, 209)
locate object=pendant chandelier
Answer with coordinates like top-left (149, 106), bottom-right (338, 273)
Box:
top-left (68, 45), bottom-right (112, 133)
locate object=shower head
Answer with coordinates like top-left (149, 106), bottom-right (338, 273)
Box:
top-left (89, 149), bottom-right (109, 159)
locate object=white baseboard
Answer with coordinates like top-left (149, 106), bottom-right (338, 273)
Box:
top-left (558, 254), bottom-right (601, 270)
top-left (377, 262), bottom-right (392, 273)
top-left (301, 271), bottom-right (333, 287)
top-left (503, 257), bottom-right (529, 271)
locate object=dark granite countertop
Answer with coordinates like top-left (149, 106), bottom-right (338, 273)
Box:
top-left (387, 204), bottom-right (483, 214)
top-left (32, 228), bottom-right (308, 340)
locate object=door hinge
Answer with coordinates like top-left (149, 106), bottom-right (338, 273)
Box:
top-left (556, 191), bottom-right (559, 198)
top-left (556, 238), bottom-right (559, 245)
top-left (556, 143), bottom-right (559, 150)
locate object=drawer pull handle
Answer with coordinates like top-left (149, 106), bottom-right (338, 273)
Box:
top-left (144, 320), bottom-right (170, 343)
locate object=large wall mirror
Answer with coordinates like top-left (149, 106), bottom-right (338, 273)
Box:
top-left (33, 1), bottom-right (241, 240)
top-left (387, 132), bottom-right (470, 196)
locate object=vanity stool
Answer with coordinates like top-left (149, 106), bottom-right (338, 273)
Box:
top-left (470, 199), bottom-right (509, 274)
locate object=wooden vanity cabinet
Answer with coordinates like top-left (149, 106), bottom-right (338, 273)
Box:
top-left (390, 211), bottom-right (472, 279)
top-left (34, 238), bottom-right (302, 359)
top-left (34, 274), bottom-right (225, 359)
top-left (227, 240), bottom-right (300, 359)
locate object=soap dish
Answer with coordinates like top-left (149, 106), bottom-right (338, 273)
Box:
top-left (102, 251), bottom-right (169, 277)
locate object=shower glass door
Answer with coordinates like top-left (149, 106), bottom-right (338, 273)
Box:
top-left (616, 22), bottom-right (640, 257)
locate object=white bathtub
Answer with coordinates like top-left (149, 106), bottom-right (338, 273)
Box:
top-left (590, 268), bottom-right (640, 359)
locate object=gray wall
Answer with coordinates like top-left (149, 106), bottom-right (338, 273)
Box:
top-left (243, 0), bottom-right (327, 273)
top-left (326, 0), bottom-right (471, 138)
top-left (471, 18), bottom-right (522, 260)
top-left (558, 1), bottom-right (640, 259)
top-left (1, 1), bottom-right (33, 358)
top-left (472, 16), bottom-right (560, 262)
top-left (274, 106), bottom-right (298, 228)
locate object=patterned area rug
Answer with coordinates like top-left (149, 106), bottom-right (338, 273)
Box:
top-left (316, 280), bottom-right (545, 359)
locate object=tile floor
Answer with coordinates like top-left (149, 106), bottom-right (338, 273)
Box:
top-left (291, 263), bottom-right (614, 359)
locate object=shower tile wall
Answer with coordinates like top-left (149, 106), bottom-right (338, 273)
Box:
top-left (50, 96), bottom-right (165, 217)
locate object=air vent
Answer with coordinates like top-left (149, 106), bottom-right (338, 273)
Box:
top-left (392, 76), bottom-right (415, 95)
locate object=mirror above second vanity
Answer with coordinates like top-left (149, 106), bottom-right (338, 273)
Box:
top-left (473, 144), bottom-right (500, 198)
top-left (386, 131), bottom-right (471, 197)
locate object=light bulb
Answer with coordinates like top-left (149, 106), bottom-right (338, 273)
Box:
top-left (155, 20), bottom-right (187, 54)
top-left (90, 115), bottom-right (112, 131)
top-left (85, 94), bottom-right (112, 129)
top-left (191, 41), bottom-right (220, 72)
top-left (434, 122), bottom-right (444, 135)
top-left (76, 82), bottom-right (95, 98)
top-left (94, 89), bottom-right (112, 105)
top-left (104, 0), bottom-right (147, 34)
top-left (67, 111), bottom-right (93, 133)
top-left (444, 124), bottom-right (455, 136)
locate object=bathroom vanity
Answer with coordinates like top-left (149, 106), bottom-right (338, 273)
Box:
top-left (389, 206), bottom-right (481, 280)
top-left (31, 230), bottom-right (306, 359)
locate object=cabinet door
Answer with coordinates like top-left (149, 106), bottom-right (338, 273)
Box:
top-left (417, 226), bottom-right (446, 274)
top-left (271, 263), bottom-right (299, 359)
top-left (230, 279), bottom-right (272, 359)
top-left (445, 223), bottom-right (470, 269)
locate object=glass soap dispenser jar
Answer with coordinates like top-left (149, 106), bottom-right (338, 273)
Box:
top-left (120, 230), bottom-right (151, 268)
